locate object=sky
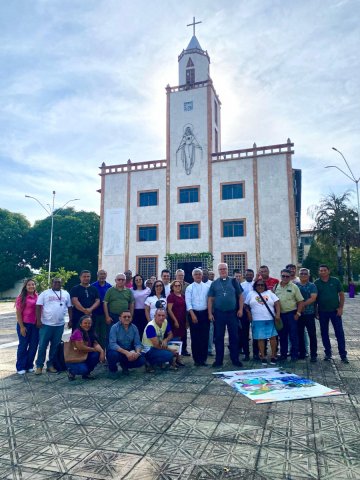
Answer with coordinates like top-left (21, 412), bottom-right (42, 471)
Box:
top-left (1, 0), bottom-right (359, 229)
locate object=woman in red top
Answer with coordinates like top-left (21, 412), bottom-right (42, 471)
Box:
top-left (167, 280), bottom-right (186, 367)
top-left (15, 279), bottom-right (39, 374)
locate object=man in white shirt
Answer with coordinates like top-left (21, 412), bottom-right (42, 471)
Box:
top-left (161, 269), bottom-right (171, 298)
top-left (240, 269), bottom-right (255, 361)
top-left (202, 269), bottom-right (214, 355)
top-left (35, 278), bottom-right (72, 375)
top-left (185, 268), bottom-right (210, 366)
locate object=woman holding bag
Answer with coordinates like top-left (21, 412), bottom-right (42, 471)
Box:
top-left (65, 315), bottom-right (105, 380)
top-left (245, 279), bottom-right (280, 366)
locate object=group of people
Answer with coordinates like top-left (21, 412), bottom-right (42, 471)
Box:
top-left (15, 261), bottom-right (349, 380)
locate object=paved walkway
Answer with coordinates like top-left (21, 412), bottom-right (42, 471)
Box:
top-left (0, 298), bottom-right (359, 479)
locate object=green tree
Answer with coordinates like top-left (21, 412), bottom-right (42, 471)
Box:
top-left (25, 208), bottom-right (99, 288)
top-left (303, 240), bottom-right (337, 277)
top-left (0, 209), bottom-right (31, 291)
top-left (308, 192), bottom-right (359, 279)
top-left (34, 267), bottom-right (78, 293)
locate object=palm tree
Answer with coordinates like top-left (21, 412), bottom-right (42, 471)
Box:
top-left (308, 192), bottom-right (359, 279)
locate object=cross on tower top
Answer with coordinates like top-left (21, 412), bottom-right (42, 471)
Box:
top-left (187, 16), bottom-right (202, 36)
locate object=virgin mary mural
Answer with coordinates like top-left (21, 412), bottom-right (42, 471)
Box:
top-left (176, 124), bottom-right (203, 175)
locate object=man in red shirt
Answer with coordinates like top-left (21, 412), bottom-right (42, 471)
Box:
top-left (258, 265), bottom-right (279, 290)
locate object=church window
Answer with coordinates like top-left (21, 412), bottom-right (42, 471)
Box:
top-left (184, 101), bottom-right (193, 111)
top-left (178, 222), bottom-right (200, 240)
top-left (186, 58), bottom-right (194, 67)
top-left (178, 186), bottom-right (199, 203)
top-left (221, 253), bottom-right (247, 275)
top-left (138, 190), bottom-right (158, 207)
top-left (214, 100), bottom-right (218, 125)
top-left (215, 129), bottom-right (219, 153)
top-left (222, 219), bottom-right (245, 237)
top-left (186, 68), bottom-right (195, 85)
top-left (137, 256), bottom-right (157, 279)
top-left (137, 225), bottom-right (158, 242)
top-left (221, 182), bottom-right (244, 200)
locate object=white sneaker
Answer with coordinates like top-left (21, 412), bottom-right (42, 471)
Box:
top-left (17, 370), bottom-right (26, 375)
top-left (26, 368), bottom-right (35, 373)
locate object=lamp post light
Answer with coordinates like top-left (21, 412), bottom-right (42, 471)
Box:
top-left (325, 147), bottom-right (360, 233)
top-left (25, 191), bottom-right (80, 286)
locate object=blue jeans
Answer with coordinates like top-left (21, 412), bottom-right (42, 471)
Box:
top-left (145, 347), bottom-right (174, 365)
top-left (16, 323), bottom-right (40, 372)
top-left (66, 351), bottom-right (100, 376)
top-left (36, 324), bottom-right (64, 369)
top-left (214, 309), bottom-right (239, 364)
top-left (319, 311), bottom-right (347, 358)
top-left (107, 350), bottom-right (145, 372)
top-left (279, 310), bottom-right (298, 359)
top-left (208, 321), bottom-right (214, 354)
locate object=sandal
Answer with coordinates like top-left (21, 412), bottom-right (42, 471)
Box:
top-left (169, 364), bottom-right (178, 371)
top-left (145, 365), bottom-right (155, 373)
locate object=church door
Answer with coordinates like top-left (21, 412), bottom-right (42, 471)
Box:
top-left (177, 261), bottom-right (203, 284)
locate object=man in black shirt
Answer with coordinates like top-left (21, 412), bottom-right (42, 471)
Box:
top-left (69, 270), bottom-right (100, 331)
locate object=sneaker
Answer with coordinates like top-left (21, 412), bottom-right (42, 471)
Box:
top-left (243, 356), bottom-right (250, 361)
top-left (270, 358), bottom-right (277, 365)
top-left (324, 355), bottom-right (332, 361)
top-left (82, 374), bottom-right (96, 380)
top-left (261, 359), bottom-right (268, 366)
top-left (341, 357), bottom-right (349, 364)
top-left (279, 355), bottom-right (287, 361)
top-left (182, 351), bottom-right (191, 357)
top-left (212, 361), bottom-right (223, 368)
top-left (310, 357), bottom-right (317, 363)
top-left (68, 371), bottom-right (76, 381)
top-left (47, 366), bottom-right (58, 374)
top-left (35, 368), bottom-right (43, 375)
top-left (17, 370), bottom-right (26, 375)
top-left (26, 368), bottom-right (35, 373)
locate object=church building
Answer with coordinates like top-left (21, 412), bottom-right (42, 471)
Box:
top-left (98, 23), bottom-right (301, 281)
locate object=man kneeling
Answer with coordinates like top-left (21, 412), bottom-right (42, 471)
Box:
top-left (142, 308), bottom-right (178, 372)
top-left (107, 310), bottom-right (145, 375)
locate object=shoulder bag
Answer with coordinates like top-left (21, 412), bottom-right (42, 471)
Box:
top-left (63, 340), bottom-right (88, 363)
top-left (257, 291), bottom-right (283, 332)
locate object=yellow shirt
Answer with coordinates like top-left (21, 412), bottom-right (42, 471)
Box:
top-left (274, 282), bottom-right (303, 313)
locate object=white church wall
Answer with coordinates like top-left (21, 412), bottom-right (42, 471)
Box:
top-left (101, 173), bottom-right (128, 280)
top-left (128, 169), bottom-right (167, 274)
top-left (257, 153), bottom-right (292, 277)
top-left (212, 157), bottom-right (257, 270)
top-left (169, 86), bottom-right (210, 253)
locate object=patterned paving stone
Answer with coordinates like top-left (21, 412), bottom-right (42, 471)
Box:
top-left (0, 297), bottom-right (359, 479)
top-left (68, 450), bottom-right (141, 479)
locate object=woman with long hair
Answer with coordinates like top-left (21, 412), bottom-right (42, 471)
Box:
top-left (131, 274), bottom-right (150, 338)
top-left (66, 315), bottom-right (105, 380)
top-left (15, 279), bottom-right (39, 374)
top-left (145, 280), bottom-right (167, 322)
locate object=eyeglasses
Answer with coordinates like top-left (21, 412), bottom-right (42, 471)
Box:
top-left (281, 275), bottom-right (290, 278)
top-left (256, 284), bottom-right (265, 287)
top-left (299, 273), bottom-right (308, 276)
top-left (122, 316), bottom-right (131, 319)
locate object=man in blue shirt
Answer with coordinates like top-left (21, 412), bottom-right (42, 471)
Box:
top-left (297, 268), bottom-right (318, 362)
top-left (91, 269), bottom-right (112, 349)
top-left (107, 310), bottom-right (145, 375)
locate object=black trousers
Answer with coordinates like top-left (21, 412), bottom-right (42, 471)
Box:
top-left (189, 309), bottom-right (209, 364)
top-left (298, 313), bottom-right (318, 358)
top-left (238, 316), bottom-right (250, 356)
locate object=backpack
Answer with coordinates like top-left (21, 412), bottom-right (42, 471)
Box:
top-left (52, 341), bottom-right (67, 372)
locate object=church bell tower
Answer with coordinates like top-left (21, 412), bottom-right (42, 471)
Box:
top-left (165, 18), bottom-right (221, 253)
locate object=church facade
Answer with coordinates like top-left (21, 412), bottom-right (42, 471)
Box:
top-left (98, 32), bottom-right (300, 281)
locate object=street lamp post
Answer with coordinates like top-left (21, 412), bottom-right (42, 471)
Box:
top-left (325, 148), bottom-right (360, 233)
top-left (25, 191), bottom-right (80, 286)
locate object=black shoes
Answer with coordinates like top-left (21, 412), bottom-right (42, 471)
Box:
top-left (212, 361), bottom-right (223, 368)
top-left (232, 361), bottom-right (243, 367)
top-left (341, 357), bottom-right (349, 364)
top-left (182, 351), bottom-right (191, 357)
